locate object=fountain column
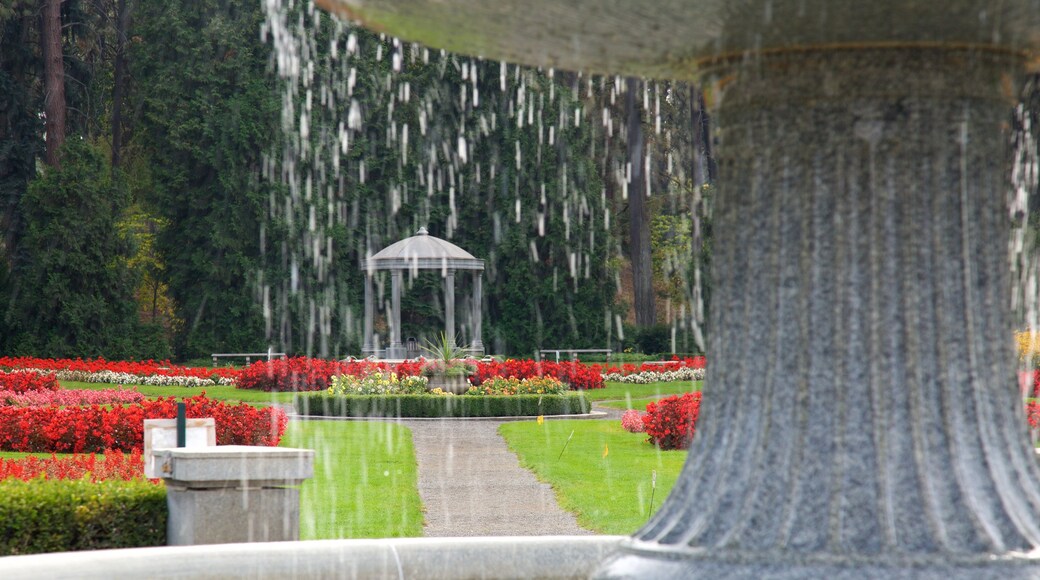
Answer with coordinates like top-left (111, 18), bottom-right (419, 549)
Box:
top-left (599, 47), bottom-right (1040, 578)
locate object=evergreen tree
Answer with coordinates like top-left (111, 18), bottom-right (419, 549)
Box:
top-left (131, 0), bottom-right (279, 358)
top-left (3, 140), bottom-right (165, 358)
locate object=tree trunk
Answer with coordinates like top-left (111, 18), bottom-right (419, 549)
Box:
top-left (111, 0), bottom-right (130, 169)
top-left (41, 0), bottom-right (66, 168)
top-left (626, 77), bottom-right (655, 327)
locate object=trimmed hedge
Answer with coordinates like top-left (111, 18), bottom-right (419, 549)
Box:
top-left (296, 393), bottom-right (591, 418)
top-left (0, 479), bottom-right (166, 555)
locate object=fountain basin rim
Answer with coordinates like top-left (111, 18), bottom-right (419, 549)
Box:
top-left (692, 41), bottom-right (1033, 70)
top-left (314, 0), bottom-right (1040, 80)
top-left (289, 410), bottom-right (611, 421)
top-left (0, 535), bottom-right (626, 580)
top-left (611, 537), bottom-right (1040, 568)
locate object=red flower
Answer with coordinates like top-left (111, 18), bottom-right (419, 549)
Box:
top-left (643, 392), bottom-right (701, 450)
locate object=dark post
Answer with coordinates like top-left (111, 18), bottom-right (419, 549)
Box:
top-left (176, 402), bottom-right (186, 447)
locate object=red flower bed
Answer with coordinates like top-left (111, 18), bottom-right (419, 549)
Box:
top-left (236, 356), bottom-right (605, 391)
top-left (602, 356), bottom-right (706, 376)
top-left (0, 371), bottom-right (60, 393)
top-left (0, 356), bottom-right (238, 380)
top-left (643, 392), bottom-right (702, 450)
top-left (236, 357), bottom-right (424, 392)
top-left (0, 450), bottom-right (147, 482)
top-left (471, 360), bottom-right (605, 390)
top-left (1028, 400), bottom-right (1040, 429)
top-left (0, 395), bottom-right (286, 454)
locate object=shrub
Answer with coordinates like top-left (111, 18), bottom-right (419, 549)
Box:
top-left (0, 450), bottom-right (147, 482)
top-left (466, 376), bottom-right (567, 396)
top-left (1027, 401), bottom-right (1040, 429)
top-left (633, 324), bottom-right (673, 355)
top-left (620, 410), bottom-right (646, 433)
top-left (0, 371), bottom-right (60, 393)
top-left (643, 392), bottom-right (702, 450)
top-left (0, 395), bottom-right (287, 453)
top-left (296, 392), bottom-right (590, 418)
top-left (0, 479), bottom-right (166, 555)
top-left (328, 372), bottom-right (429, 395)
top-left (1018, 332), bottom-right (1040, 368)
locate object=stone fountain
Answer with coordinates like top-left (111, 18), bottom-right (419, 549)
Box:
top-left (321, 0), bottom-right (1040, 578)
top-left (3, 2), bottom-right (1040, 578)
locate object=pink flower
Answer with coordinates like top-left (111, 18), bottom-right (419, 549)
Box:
top-left (621, 409), bottom-right (646, 433)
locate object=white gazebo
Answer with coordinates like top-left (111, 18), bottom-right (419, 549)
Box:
top-left (361, 227), bottom-right (485, 359)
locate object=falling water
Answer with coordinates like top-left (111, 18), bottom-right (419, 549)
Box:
top-left (258, 1), bottom-right (714, 360)
top-left (1011, 79), bottom-right (1040, 381)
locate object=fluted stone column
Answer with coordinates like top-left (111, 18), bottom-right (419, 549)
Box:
top-left (444, 269), bottom-right (455, 347)
top-left (472, 273), bottom-right (484, 354)
top-left (363, 272), bottom-right (375, 356)
top-left (598, 48), bottom-right (1040, 578)
top-left (389, 270), bottom-right (403, 358)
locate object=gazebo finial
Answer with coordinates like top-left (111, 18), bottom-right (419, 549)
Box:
top-left (416, 226), bottom-right (428, 235)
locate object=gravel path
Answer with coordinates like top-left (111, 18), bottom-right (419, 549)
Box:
top-left (400, 419), bottom-right (593, 537)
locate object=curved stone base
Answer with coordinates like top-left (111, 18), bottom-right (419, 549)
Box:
top-left (596, 542), bottom-right (1040, 579)
top-left (0, 536), bottom-right (625, 580)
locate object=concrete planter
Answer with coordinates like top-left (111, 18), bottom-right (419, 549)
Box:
top-left (426, 373), bottom-right (472, 394)
top-left (156, 445), bottom-right (315, 546)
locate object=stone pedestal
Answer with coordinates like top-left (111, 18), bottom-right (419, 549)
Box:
top-left (156, 446), bottom-right (315, 546)
top-left (597, 48), bottom-right (1040, 578)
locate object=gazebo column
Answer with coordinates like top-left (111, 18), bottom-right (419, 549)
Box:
top-left (444, 269), bottom-right (455, 347)
top-left (471, 272), bottom-right (484, 355)
top-left (389, 269), bottom-right (403, 358)
top-left (362, 271), bottom-right (375, 356)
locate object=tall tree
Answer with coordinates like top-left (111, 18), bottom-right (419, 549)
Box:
top-left (625, 77), bottom-right (655, 327)
top-left (40, 0), bottom-right (65, 167)
top-left (110, 0), bottom-right (130, 168)
top-left (132, 0), bottom-right (278, 358)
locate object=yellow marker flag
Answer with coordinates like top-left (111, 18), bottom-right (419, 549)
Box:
top-left (603, 444), bottom-right (609, 458)
top-left (537, 415), bottom-right (544, 425)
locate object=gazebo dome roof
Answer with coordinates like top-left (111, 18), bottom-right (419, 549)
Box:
top-left (362, 227), bottom-right (485, 271)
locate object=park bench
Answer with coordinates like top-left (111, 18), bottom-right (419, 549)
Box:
top-left (538, 348), bottom-right (613, 363)
top-left (210, 352), bottom-right (286, 367)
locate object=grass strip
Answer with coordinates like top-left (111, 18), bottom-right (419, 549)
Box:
top-left (499, 419), bottom-right (686, 534)
top-left (599, 397), bottom-right (677, 411)
top-left (58, 381), bottom-right (296, 405)
top-left (582, 380), bottom-right (701, 403)
top-left (281, 420), bottom-right (423, 539)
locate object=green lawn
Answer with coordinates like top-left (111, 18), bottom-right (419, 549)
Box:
top-left (58, 381), bottom-right (297, 405)
top-left (499, 419), bottom-right (687, 534)
top-left (281, 420), bottom-right (423, 539)
top-left (599, 397), bottom-right (676, 411)
top-left (0, 451), bottom-right (75, 460)
top-left (582, 380), bottom-right (700, 404)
